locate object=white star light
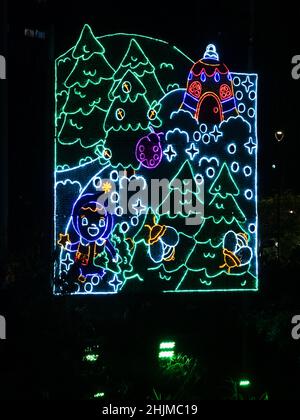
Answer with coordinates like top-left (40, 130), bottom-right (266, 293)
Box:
top-left (163, 145), bottom-right (177, 162)
top-left (109, 275), bottom-right (123, 293)
top-left (209, 125), bottom-right (223, 142)
top-left (185, 143), bottom-right (199, 161)
top-left (132, 199), bottom-right (147, 216)
top-left (242, 76), bottom-right (254, 93)
top-left (61, 253), bottom-right (74, 271)
top-left (244, 138), bottom-right (257, 155)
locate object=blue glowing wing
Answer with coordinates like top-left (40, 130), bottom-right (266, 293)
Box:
top-left (236, 246), bottom-right (253, 267)
top-left (163, 227), bottom-right (179, 247)
top-left (223, 231), bottom-right (238, 253)
top-left (149, 240), bottom-right (164, 263)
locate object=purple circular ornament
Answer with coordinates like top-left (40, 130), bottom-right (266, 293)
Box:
top-left (135, 132), bottom-right (163, 169)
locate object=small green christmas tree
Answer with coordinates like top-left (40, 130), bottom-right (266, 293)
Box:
top-left (105, 69), bottom-right (161, 133)
top-left (109, 38), bottom-right (164, 104)
top-left (95, 225), bottom-right (134, 281)
top-left (157, 160), bottom-right (204, 237)
top-left (104, 69), bottom-right (162, 167)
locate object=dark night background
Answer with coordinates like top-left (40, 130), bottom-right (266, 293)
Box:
top-left (1, 0), bottom-right (300, 401)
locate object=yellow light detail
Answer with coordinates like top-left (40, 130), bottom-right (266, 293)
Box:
top-left (102, 182), bottom-right (112, 194)
top-left (78, 274), bottom-right (87, 283)
top-left (220, 249), bottom-right (241, 274)
top-left (239, 232), bottom-right (249, 243)
top-left (58, 233), bottom-right (71, 248)
top-left (117, 109), bottom-right (124, 119)
top-left (164, 248), bottom-right (176, 262)
top-left (149, 110), bottom-right (156, 119)
top-left (104, 149), bottom-right (112, 158)
top-left (82, 206), bottom-right (102, 213)
top-left (145, 217), bottom-right (167, 246)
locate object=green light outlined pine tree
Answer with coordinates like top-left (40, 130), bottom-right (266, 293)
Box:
top-left (58, 24), bottom-right (114, 149)
top-left (104, 69), bottom-right (162, 133)
top-left (104, 68), bottom-right (162, 167)
top-left (94, 225), bottom-right (134, 280)
top-left (157, 160), bottom-right (204, 236)
top-left (109, 38), bottom-right (165, 104)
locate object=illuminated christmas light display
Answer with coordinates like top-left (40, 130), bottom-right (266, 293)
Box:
top-left (54, 25), bottom-right (258, 294)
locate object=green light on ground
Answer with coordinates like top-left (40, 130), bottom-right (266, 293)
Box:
top-left (239, 380), bottom-right (251, 387)
top-left (83, 354), bottom-right (99, 363)
top-left (159, 341), bottom-right (176, 350)
top-left (159, 350), bottom-right (175, 359)
top-left (94, 392), bottom-right (105, 398)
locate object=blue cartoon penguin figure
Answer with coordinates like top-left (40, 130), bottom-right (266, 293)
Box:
top-left (58, 193), bottom-right (117, 287)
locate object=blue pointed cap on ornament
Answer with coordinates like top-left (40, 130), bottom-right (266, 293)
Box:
top-left (203, 44), bottom-right (219, 61)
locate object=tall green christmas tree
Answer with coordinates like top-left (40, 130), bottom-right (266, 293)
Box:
top-left (55, 53), bottom-right (75, 138)
top-left (177, 163), bottom-right (250, 290)
top-left (58, 24), bottom-right (114, 150)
